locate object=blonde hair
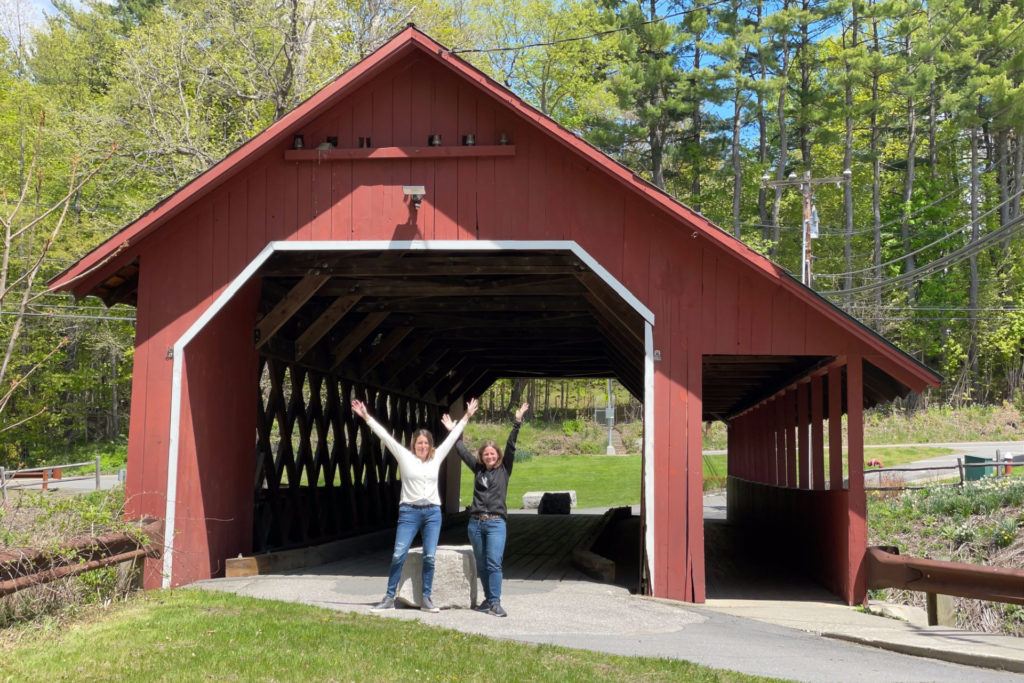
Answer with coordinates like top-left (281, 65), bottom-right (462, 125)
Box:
top-left (476, 440), bottom-right (504, 468)
top-left (410, 429), bottom-right (436, 461)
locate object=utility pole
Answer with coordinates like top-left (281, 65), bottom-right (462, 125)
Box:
top-left (762, 169), bottom-right (851, 286)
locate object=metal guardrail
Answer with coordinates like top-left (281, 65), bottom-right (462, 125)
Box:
top-left (0, 457), bottom-right (103, 500)
top-left (0, 519), bottom-right (162, 596)
top-left (866, 546), bottom-right (1024, 625)
top-left (864, 456), bottom-right (1017, 491)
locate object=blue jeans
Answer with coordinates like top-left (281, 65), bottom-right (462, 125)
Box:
top-left (467, 517), bottom-right (507, 603)
top-left (385, 504), bottom-right (442, 598)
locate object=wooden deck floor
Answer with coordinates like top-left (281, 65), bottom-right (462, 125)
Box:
top-left (277, 513), bottom-right (608, 585)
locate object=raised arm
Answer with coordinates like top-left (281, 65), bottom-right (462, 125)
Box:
top-left (442, 413), bottom-right (477, 469)
top-left (433, 397), bottom-right (478, 463)
top-left (351, 399), bottom-right (413, 466)
top-left (504, 402), bottom-right (528, 473)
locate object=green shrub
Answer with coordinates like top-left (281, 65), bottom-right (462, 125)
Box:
top-left (561, 418), bottom-right (585, 436)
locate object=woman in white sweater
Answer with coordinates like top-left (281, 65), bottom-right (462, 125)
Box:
top-left (352, 397), bottom-right (478, 613)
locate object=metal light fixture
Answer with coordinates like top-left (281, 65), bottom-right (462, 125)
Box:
top-left (462, 134), bottom-right (476, 146)
top-left (403, 185), bottom-right (426, 209)
top-left (428, 134), bottom-right (442, 146)
top-left (292, 134), bottom-right (305, 150)
top-left (358, 136), bottom-right (372, 148)
top-left (326, 136), bottom-right (338, 147)
top-left (498, 132), bottom-right (509, 145)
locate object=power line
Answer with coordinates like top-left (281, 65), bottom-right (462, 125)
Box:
top-left (821, 214), bottom-right (1024, 295)
top-left (815, 186), bottom-right (1024, 279)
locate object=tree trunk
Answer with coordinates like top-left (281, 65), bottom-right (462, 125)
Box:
top-left (732, 82), bottom-right (744, 237)
top-left (770, 0), bottom-right (792, 254)
top-left (691, 38), bottom-right (704, 211)
top-left (968, 126), bottom-right (981, 389)
top-left (756, 0), bottom-right (769, 237)
top-left (900, 37), bottom-right (918, 301)
top-left (797, 0), bottom-right (812, 170)
top-left (868, 9), bottom-right (883, 324)
top-left (843, 6), bottom-right (858, 291)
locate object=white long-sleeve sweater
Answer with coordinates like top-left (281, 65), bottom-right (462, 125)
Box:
top-left (364, 414), bottom-right (468, 506)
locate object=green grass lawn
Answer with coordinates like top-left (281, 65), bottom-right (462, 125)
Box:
top-left (0, 589), bottom-right (774, 682)
top-left (862, 445), bottom-right (954, 468)
top-left (458, 446), bottom-right (950, 510)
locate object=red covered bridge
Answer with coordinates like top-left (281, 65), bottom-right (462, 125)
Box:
top-left (50, 27), bottom-right (939, 604)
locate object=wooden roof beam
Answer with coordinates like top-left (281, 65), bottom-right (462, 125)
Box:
top-left (359, 327), bottom-right (413, 375)
top-left (295, 294), bottom-right (361, 361)
top-left (255, 273), bottom-right (330, 349)
top-left (329, 312), bottom-right (388, 370)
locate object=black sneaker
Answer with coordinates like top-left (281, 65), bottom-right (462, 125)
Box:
top-left (421, 596), bottom-right (440, 613)
top-left (487, 602), bottom-right (507, 618)
top-left (475, 599), bottom-right (492, 612)
top-left (370, 596), bottom-right (395, 611)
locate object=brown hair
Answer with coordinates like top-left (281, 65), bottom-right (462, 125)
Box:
top-left (476, 440), bottom-right (504, 469)
top-left (409, 429), bottom-right (436, 461)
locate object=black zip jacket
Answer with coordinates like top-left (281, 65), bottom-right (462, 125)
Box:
top-left (456, 421), bottom-right (521, 519)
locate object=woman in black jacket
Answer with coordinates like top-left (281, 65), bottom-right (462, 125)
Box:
top-left (442, 402), bottom-right (528, 617)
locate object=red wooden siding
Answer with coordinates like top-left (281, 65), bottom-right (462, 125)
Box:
top-left (77, 40), bottom-right (929, 599)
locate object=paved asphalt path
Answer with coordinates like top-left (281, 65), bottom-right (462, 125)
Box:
top-left (202, 564), bottom-right (1024, 682)
top-left (864, 441), bottom-right (1024, 484)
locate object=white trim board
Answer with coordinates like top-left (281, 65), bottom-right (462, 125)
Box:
top-left (161, 239), bottom-right (654, 587)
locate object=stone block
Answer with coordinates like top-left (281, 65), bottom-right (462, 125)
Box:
top-left (538, 492), bottom-right (572, 515)
top-left (522, 490), bottom-right (576, 510)
top-left (396, 544), bottom-right (478, 609)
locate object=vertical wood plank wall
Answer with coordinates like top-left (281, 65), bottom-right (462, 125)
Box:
top-left (118, 53), bottom-right (874, 600)
top-left (724, 357), bottom-right (868, 604)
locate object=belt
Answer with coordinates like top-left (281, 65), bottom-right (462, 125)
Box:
top-left (401, 502), bottom-right (439, 509)
top-left (472, 513), bottom-right (503, 521)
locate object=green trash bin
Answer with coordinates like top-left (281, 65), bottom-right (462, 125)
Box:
top-left (964, 455), bottom-right (994, 481)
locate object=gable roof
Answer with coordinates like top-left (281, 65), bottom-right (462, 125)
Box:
top-left (49, 25), bottom-right (940, 391)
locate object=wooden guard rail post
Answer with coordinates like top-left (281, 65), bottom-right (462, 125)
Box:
top-left (0, 519), bottom-right (163, 597)
top-left (866, 546), bottom-right (1024, 626)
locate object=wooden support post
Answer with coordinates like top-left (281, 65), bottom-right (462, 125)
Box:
top-left (784, 390), bottom-right (797, 488)
top-left (811, 375), bottom-right (824, 490)
top-left (774, 397), bottom-right (785, 486)
top-left (828, 365), bottom-right (844, 490)
top-left (846, 355), bottom-right (867, 605)
top-left (797, 382), bottom-right (810, 490)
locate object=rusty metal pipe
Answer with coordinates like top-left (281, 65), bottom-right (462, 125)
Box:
top-left (0, 547), bottom-right (154, 597)
top-left (0, 520), bottom-right (162, 586)
top-left (867, 546), bottom-right (1024, 606)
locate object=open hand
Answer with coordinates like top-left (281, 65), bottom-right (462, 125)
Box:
top-left (440, 413), bottom-right (456, 431)
top-left (350, 399), bottom-right (368, 420)
top-left (515, 402), bottom-right (529, 423)
top-left (465, 397), bottom-right (479, 418)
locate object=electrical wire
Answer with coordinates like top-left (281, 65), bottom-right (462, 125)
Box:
top-left (815, 186), bottom-right (1024, 279)
top-left (820, 214), bottom-right (1024, 295)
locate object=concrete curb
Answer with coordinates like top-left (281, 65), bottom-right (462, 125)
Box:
top-left (821, 631), bottom-right (1024, 674)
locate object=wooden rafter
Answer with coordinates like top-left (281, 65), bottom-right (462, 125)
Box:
top-left (255, 273), bottom-right (330, 349)
top-left (359, 327), bottom-right (413, 375)
top-left (295, 294), bottom-right (361, 360)
top-left (329, 312), bottom-right (388, 370)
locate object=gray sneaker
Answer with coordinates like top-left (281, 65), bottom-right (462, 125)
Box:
top-left (475, 599), bottom-right (492, 612)
top-left (421, 596), bottom-right (440, 613)
top-left (487, 602), bottom-right (507, 617)
top-left (370, 596), bottom-right (395, 611)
